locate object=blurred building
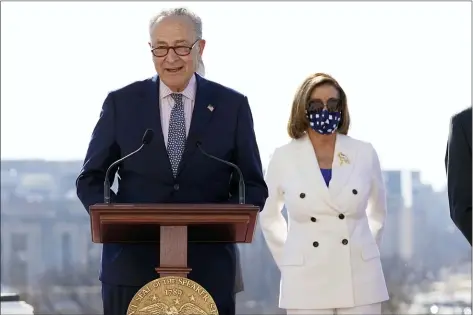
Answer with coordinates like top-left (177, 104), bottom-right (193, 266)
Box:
top-left (0, 161), bottom-right (100, 298)
top-left (381, 169), bottom-right (470, 271)
top-left (382, 170), bottom-right (405, 257)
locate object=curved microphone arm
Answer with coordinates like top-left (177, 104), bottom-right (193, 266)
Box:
top-left (103, 143), bottom-right (145, 204)
top-left (196, 143), bottom-right (245, 204)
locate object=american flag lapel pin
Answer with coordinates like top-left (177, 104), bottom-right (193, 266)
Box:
top-left (207, 104), bottom-right (214, 112)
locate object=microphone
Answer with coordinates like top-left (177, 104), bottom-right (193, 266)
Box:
top-left (196, 141), bottom-right (245, 204)
top-left (103, 129), bottom-right (154, 204)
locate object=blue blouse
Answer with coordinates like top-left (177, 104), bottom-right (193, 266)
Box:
top-left (320, 168), bottom-right (332, 187)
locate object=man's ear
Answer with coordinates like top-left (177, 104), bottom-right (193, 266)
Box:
top-left (198, 39), bottom-right (206, 55)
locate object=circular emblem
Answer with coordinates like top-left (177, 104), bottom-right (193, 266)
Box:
top-left (127, 276), bottom-right (219, 315)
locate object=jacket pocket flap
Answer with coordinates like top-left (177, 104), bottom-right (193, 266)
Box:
top-left (280, 253), bottom-right (304, 266)
top-left (361, 244), bottom-right (380, 261)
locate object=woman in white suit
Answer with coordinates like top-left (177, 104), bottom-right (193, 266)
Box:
top-left (259, 73), bottom-right (389, 315)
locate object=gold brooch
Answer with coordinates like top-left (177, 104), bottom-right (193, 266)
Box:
top-left (338, 152), bottom-right (350, 166)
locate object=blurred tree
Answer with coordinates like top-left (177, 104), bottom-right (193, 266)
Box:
top-left (29, 264), bottom-right (102, 315)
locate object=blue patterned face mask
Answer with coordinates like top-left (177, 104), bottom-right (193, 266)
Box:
top-left (306, 109), bottom-right (341, 135)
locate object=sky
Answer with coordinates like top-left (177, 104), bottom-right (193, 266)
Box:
top-left (1, 2), bottom-right (471, 191)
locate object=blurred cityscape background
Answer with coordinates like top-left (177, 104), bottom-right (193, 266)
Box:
top-left (1, 160), bottom-right (471, 314)
top-left (1, 1), bottom-right (471, 314)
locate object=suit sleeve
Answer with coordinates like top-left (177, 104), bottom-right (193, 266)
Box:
top-left (76, 92), bottom-right (121, 212)
top-left (366, 144), bottom-right (387, 247)
top-left (228, 96), bottom-right (268, 209)
top-left (258, 148), bottom-right (287, 268)
top-left (445, 115), bottom-right (472, 245)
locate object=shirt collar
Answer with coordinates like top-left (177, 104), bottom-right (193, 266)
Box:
top-left (160, 74), bottom-right (197, 101)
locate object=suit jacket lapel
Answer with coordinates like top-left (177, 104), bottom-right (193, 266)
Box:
top-left (142, 75), bottom-right (174, 178)
top-left (329, 134), bottom-right (356, 198)
top-left (296, 135), bottom-right (332, 204)
top-left (296, 134), bottom-right (356, 210)
top-left (177, 74), bottom-right (215, 176)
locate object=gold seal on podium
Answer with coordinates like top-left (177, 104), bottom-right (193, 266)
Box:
top-left (127, 276), bottom-right (219, 315)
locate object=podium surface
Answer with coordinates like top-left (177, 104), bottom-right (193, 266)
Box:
top-left (90, 203), bottom-right (258, 244)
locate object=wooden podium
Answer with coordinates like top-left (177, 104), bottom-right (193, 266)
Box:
top-left (89, 203), bottom-right (259, 278)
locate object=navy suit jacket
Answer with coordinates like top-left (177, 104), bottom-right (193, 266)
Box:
top-left (76, 74), bottom-right (268, 297)
top-left (445, 107), bottom-right (472, 245)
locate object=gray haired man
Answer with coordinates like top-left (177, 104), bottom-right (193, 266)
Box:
top-left (76, 7), bottom-right (267, 315)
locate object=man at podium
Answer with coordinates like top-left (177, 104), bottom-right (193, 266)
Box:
top-left (76, 7), bottom-right (268, 315)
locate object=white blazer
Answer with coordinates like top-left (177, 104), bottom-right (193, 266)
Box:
top-left (259, 134), bottom-right (389, 310)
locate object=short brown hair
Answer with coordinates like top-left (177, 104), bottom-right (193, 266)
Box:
top-left (287, 72), bottom-right (350, 139)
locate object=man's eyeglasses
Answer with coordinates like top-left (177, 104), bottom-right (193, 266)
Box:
top-left (151, 39), bottom-right (200, 58)
top-left (307, 98), bottom-right (341, 112)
